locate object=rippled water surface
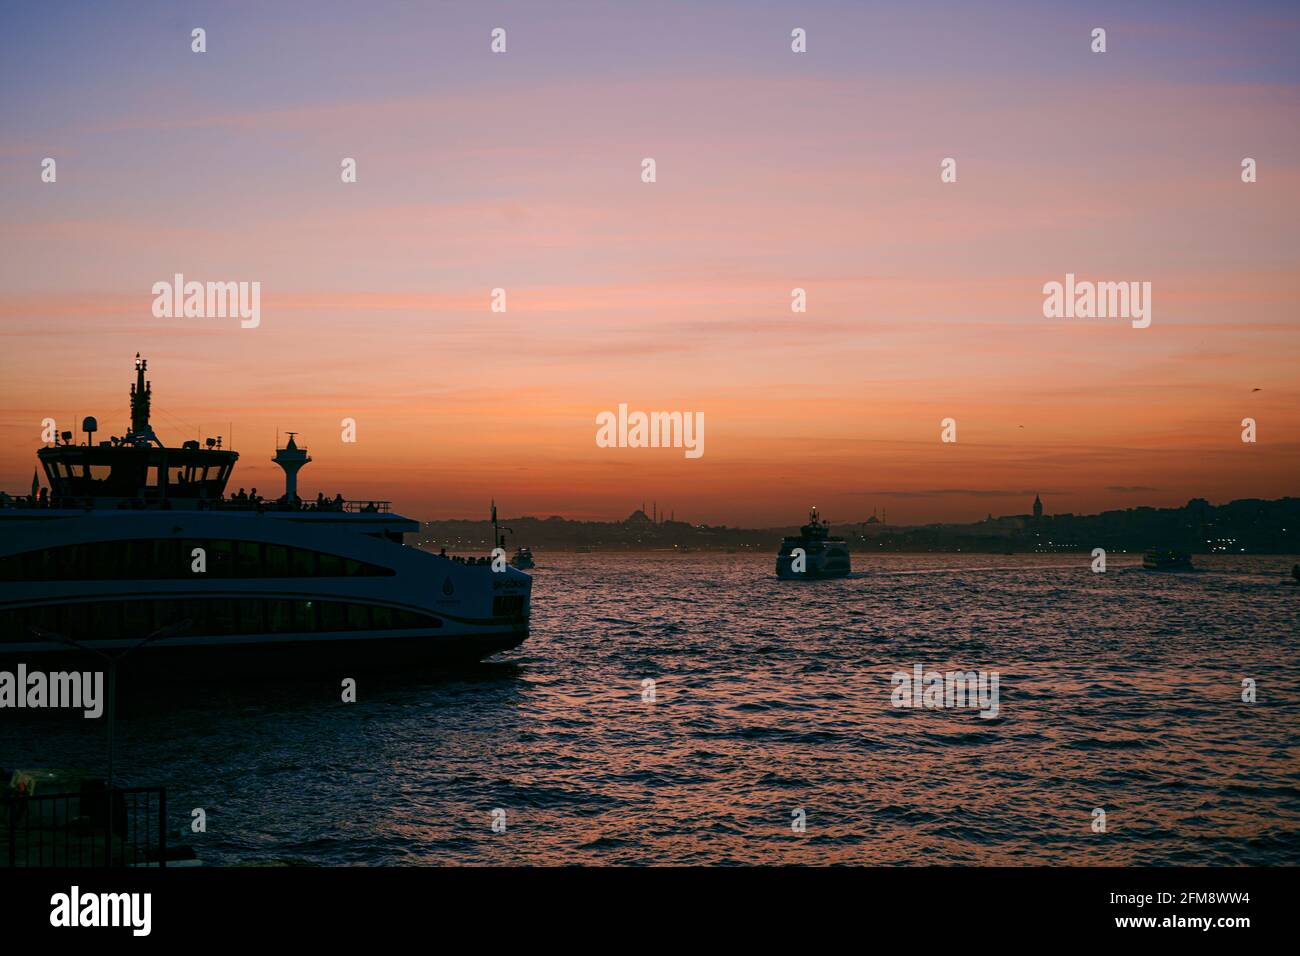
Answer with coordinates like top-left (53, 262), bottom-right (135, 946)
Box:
top-left (6, 553), bottom-right (1300, 865)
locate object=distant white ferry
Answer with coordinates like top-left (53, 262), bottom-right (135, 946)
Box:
top-left (775, 508), bottom-right (851, 579)
top-left (0, 355), bottom-right (530, 676)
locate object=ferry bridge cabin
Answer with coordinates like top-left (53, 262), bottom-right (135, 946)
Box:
top-left (39, 439), bottom-right (237, 507)
top-left (31, 356), bottom-right (384, 514)
top-left (36, 355), bottom-right (239, 509)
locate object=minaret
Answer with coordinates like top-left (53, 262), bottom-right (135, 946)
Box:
top-left (273, 432), bottom-right (311, 502)
top-left (1033, 494), bottom-right (1043, 519)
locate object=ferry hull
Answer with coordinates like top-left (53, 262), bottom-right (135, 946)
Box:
top-left (0, 510), bottom-right (532, 679)
top-left (0, 629), bottom-right (526, 680)
top-left (775, 559), bottom-right (850, 580)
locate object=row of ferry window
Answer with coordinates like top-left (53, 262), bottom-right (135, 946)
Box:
top-left (0, 539), bottom-right (395, 581)
top-left (0, 598), bottom-right (440, 641)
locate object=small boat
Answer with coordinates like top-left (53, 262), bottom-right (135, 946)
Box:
top-left (776, 508), bottom-right (851, 579)
top-left (510, 547), bottom-right (535, 569)
top-left (1142, 550), bottom-right (1194, 571)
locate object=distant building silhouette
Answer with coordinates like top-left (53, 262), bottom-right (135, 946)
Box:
top-left (415, 495), bottom-right (1300, 554)
top-left (1033, 494), bottom-right (1043, 519)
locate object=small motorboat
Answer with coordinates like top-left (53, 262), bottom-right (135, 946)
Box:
top-left (510, 547), bottom-right (535, 570)
top-left (1142, 550), bottom-right (1194, 571)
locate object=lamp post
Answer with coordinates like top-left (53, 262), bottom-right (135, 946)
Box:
top-left (29, 620), bottom-right (191, 789)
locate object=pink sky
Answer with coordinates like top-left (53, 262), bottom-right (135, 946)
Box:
top-left (1, 3), bottom-right (1297, 524)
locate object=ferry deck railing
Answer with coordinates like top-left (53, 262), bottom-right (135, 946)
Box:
top-left (0, 495), bottom-right (392, 514)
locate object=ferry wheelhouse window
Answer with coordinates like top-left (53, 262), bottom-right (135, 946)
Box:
top-left (1, 599), bottom-right (439, 640)
top-left (34, 437), bottom-right (242, 501)
top-left (0, 540), bottom-right (394, 580)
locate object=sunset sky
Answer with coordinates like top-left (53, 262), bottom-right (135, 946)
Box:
top-left (2, 1), bottom-right (1297, 526)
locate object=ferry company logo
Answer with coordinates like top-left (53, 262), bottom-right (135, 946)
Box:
top-left (1042, 273), bottom-right (1151, 328)
top-left (890, 663), bottom-right (1000, 719)
top-left (151, 273), bottom-right (261, 329)
top-left (0, 665), bottom-right (103, 718)
top-left (595, 404), bottom-right (704, 459)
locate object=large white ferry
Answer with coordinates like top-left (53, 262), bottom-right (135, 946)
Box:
top-left (0, 356), bottom-right (530, 676)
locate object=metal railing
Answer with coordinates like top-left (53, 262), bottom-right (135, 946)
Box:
top-left (341, 500), bottom-right (392, 513)
top-left (0, 496), bottom-right (393, 514)
top-left (2, 786), bottom-right (167, 867)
